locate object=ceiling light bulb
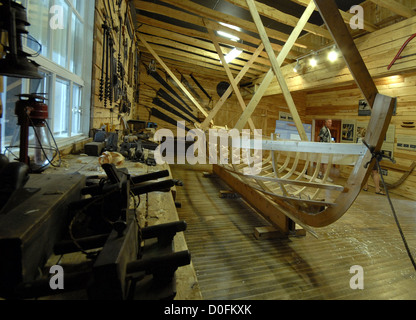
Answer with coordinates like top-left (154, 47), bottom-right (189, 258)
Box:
top-left (309, 56), bottom-right (317, 67)
top-left (328, 49), bottom-right (338, 62)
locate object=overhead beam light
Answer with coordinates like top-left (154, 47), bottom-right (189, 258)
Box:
top-left (217, 23), bottom-right (243, 63)
top-left (293, 45), bottom-right (340, 72)
top-left (219, 22), bottom-right (242, 32)
top-left (224, 47), bottom-right (243, 64)
top-left (217, 22), bottom-right (242, 42)
top-left (217, 31), bottom-right (240, 42)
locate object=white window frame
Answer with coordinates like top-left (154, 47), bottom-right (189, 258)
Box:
top-left (0, 0), bottom-right (94, 152)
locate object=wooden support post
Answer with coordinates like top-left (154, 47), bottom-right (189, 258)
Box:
top-left (234, 0), bottom-right (316, 132)
top-left (200, 43), bottom-right (264, 130)
top-left (205, 21), bottom-right (256, 131)
top-left (314, 0), bottom-right (378, 108)
top-left (213, 164), bottom-right (289, 234)
top-left (254, 226), bottom-right (287, 240)
top-left (246, 0), bottom-right (307, 140)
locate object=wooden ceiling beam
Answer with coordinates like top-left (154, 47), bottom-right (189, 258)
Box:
top-left (244, 0), bottom-right (308, 141)
top-left (140, 53), bottom-right (229, 81)
top-left (205, 19), bottom-right (257, 131)
top-left (139, 23), bottom-right (272, 68)
top-left (291, 0), bottom-right (380, 32)
top-left (234, 0), bottom-right (316, 131)
top-left (136, 15), bottom-right (295, 64)
top-left (135, 1), bottom-right (302, 60)
top-left (137, 42), bottom-right (256, 78)
top-left (314, 0), bottom-right (378, 108)
top-left (368, 0), bottom-right (416, 18)
top-left (225, 0), bottom-right (332, 40)
top-left (140, 33), bottom-right (270, 74)
top-left (138, 33), bottom-right (209, 117)
top-left (153, 0), bottom-right (319, 50)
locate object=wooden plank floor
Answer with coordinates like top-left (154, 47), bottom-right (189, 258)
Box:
top-left (171, 165), bottom-right (416, 300)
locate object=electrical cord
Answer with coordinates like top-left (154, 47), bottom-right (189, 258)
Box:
top-left (364, 140), bottom-right (416, 272)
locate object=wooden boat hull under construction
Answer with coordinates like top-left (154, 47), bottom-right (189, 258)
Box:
top-left (207, 0), bottom-right (398, 233)
top-left (141, 0), bottom-right (398, 234)
top-left (218, 93), bottom-right (396, 229)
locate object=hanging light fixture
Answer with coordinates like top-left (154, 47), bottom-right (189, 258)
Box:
top-left (224, 47), bottom-right (243, 64)
top-left (0, 0), bottom-right (42, 79)
top-left (217, 23), bottom-right (243, 64)
top-left (293, 59), bottom-right (301, 73)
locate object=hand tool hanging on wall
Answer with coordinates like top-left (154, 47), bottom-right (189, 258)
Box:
top-left (152, 97), bottom-right (193, 124)
top-left (99, 21), bottom-right (108, 103)
top-left (150, 107), bottom-right (190, 132)
top-left (163, 71), bottom-right (194, 112)
top-left (108, 36), bottom-right (116, 107)
top-left (177, 69), bottom-right (203, 104)
top-left (190, 73), bottom-right (212, 102)
top-left (387, 33), bottom-right (416, 70)
top-left (104, 27), bottom-right (111, 108)
top-left (115, 9), bottom-right (123, 103)
top-left (156, 88), bottom-right (199, 123)
top-left (134, 50), bottom-right (141, 103)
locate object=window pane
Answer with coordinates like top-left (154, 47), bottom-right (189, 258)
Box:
top-left (72, 84), bottom-right (82, 135)
top-left (27, 0), bottom-right (50, 57)
top-left (3, 78), bottom-right (23, 141)
top-left (54, 78), bottom-right (69, 137)
top-left (72, 0), bottom-right (84, 17)
top-left (70, 13), bottom-right (84, 76)
top-left (29, 72), bottom-right (50, 97)
top-left (51, 0), bottom-right (69, 68)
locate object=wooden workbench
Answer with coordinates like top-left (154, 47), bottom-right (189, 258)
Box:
top-left (42, 154), bottom-right (202, 300)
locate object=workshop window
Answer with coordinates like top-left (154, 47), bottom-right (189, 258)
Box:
top-left (51, 0), bottom-right (69, 68)
top-left (0, 0), bottom-right (94, 152)
top-left (54, 78), bottom-right (70, 137)
top-left (72, 84), bottom-right (82, 136)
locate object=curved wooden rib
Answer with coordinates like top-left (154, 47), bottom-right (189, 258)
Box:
top-left (383, 161), bottom-right (416, 189)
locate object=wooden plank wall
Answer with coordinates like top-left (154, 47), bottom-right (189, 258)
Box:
top-left (255, 13), bottom-right (416, 97)
top-left (137, 52), bottom-right (288, 134)
top-left (92, 0), bottom-right (138, 131)
top-left (304, 73), bottom-right (416, 201)
top-left (137, 53), bottom-right (226, 132)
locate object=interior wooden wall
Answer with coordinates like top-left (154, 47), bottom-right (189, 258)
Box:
top-left (303, 73), bottom-right (416, 200)
top-left (136, 52), bottom-right (293, 135)
top-left (137, 53), bottom-right (229, 132)
top-left (256, 14), bottom-right (416, 98)
top-left (90, 1), bottom-right (416, 201)
top-left (91, 0), bottom-right (138, 132)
